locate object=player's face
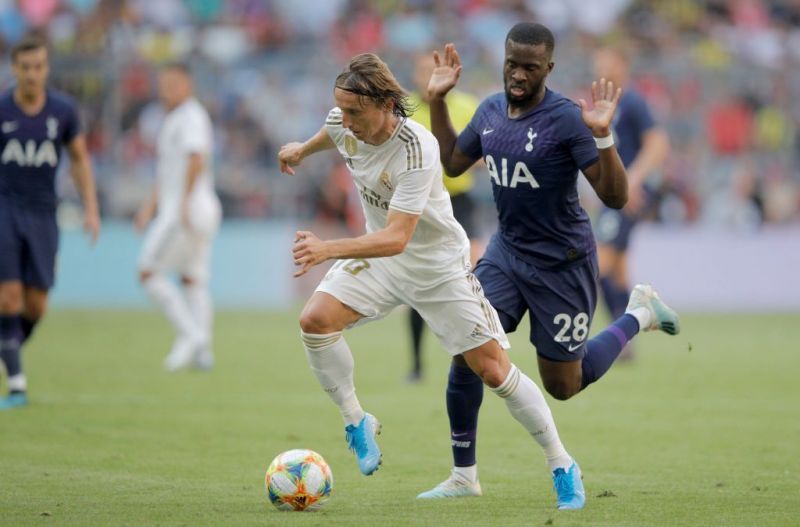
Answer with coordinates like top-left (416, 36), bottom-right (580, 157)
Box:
top-left (593, 49), bottom-right (627, 85)
top-left (503, 41), bottom-right (553, 107)
top-left (158, 70), bottom-right (191, 110)
top-left (12, 47), bottom-right (49, 99)
top-left (334, 87), bottom-right (392, 145)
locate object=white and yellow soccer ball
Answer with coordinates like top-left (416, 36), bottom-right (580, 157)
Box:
top-left (265, 449), bottom-right (333, 511)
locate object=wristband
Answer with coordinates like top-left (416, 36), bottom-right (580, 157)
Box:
top-left (594, 134), bottom-right (614, 149)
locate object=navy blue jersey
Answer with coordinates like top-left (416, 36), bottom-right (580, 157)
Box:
top-left (457, 89), bottom-right (598, 268)
top-left (0, 89), bottom-right (81, 212)
top-left (612, 89), bottom-right (655, 168)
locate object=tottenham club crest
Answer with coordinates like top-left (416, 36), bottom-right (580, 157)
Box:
top-left (344, 135), bottom-right (358, 156)
top-left (525, 127), bottom-right (537, 152)
top-left (46, 117), bottom-right (59, 139)
top-left (379, 171), bottom-right (393, 192)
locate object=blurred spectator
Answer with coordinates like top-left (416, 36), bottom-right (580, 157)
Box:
top-left (0, 0), bottom-right (795, 225)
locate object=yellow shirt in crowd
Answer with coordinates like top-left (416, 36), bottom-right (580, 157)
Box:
top-left (409, 91), bottom-right (479, 197)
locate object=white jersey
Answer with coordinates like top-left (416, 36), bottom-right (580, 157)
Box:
top-left (325, 107), bottom-right (470, 287)
top-left (156, 97), bottom-right (218, 223)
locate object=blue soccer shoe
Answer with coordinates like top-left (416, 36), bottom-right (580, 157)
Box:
top-left (0, 392), bottom-right (28, 410)
top-left (552, 462), bottom-right (585, 510)
top-left (345, 413), bottom-right (382, 475)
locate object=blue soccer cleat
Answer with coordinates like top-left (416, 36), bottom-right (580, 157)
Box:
top-left (552, 462), bottom-right (585, 510)
top-left (345, 413), bottom-right (382, 475)
top-left (626, 284), bottom-right (681, 336)
top-left (0, 392), bottom-right (28, 410)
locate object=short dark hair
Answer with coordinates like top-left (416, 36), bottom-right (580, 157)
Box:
top-left (335, 53), bottom-right (414, 118)
top-left (506, 22), bottom-right (555, 55)
top-left (11, 34), bottom-right (48, 61)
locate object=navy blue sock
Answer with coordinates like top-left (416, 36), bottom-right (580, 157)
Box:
top-left (447, 362), bottom-right (484, 467)
top-left (0, 315), bottom-right (23, 377)
top-left (20, 316), bottom-right (38, 344)
top-left (580, 314), bottom-right (640, 390)
top-left (600, 276), bottom-right (629, 320)
top-left (409, 309), bottom-right (424, 374)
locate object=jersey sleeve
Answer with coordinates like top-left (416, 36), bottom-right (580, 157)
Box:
top-left (563, 105), bottom-right (599, 171)
top-left (389, 136), bottom-right (439, 215)
top-left (180, 109), bottom-right (211, 154)
top-left (324, 107), bottom-right (347, 144)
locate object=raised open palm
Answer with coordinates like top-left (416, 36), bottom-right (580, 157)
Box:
top-left (578, 78), bottom-right (622, 135)
top-left (427, 43), bottom-right (462, 99)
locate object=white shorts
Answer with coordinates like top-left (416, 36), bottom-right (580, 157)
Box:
top-left (315, 256), bottom-right (509, 356)
top-left (138, 199), bottom-right (220, 282)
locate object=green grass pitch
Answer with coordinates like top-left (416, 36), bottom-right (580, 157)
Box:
top-left (1, 309), bottom-right (798, 526)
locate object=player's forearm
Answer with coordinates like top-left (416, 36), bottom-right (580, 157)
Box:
top-left (183, 154), bottom-right (204, 199)
top-left (324, 229), bottom-right (409, 260)
top-left (70, 159), bottom-right (99, 215)
top-left (428, 97), bottom-right (461, 176)
top-left (301, 127), bottom-right (335, 160)
top-left (594, 147), bottom-right (628, 209)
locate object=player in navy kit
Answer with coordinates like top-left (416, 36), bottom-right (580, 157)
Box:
top-left (592, 46), bottom-right (670, 360)
top-left (0, 35), bottom-right (100, 409)
top-left (416, 23), bottom-right (680, 507)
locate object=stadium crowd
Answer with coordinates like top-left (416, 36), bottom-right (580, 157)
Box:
top-left (0, 0), bottom-right (798, 232)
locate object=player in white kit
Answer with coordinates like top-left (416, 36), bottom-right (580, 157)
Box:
top-left (278, 53), bottom-right (583, 507)
top-left (135, 63), bottom-right (221, 372)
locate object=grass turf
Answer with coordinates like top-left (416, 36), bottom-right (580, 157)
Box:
top-left (1, 309), bottom-right (798, 526)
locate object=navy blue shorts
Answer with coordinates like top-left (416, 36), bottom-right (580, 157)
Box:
top-left (0, 205), bottom-right (59, 289)
top-left (474, 237), bottom-right (598, 362)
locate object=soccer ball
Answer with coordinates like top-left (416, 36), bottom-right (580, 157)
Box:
top-left (265, 449), bottom-right (333, 511)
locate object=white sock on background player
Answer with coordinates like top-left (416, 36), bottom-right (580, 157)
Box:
top-left (490, 364), bottom-right (573, 471)
top-left (144, 274), bottom-right (202, 343)
top-left (184, 282), bottom-right (213, 350)
top-left (301, 331), bottom-right (365, 426)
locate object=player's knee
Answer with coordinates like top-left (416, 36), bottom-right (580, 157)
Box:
top-left (542, 377), bottom-right (580, 401)
top-left (470, 359), bottom-right (506, 389)
top-left (138, 270), bottom-right (153, 284)
top-left (24, 302), bottom-right (47, 321)
top-left (0, 284), bottom-right (23, 313)
top-left (299, 308), bottom-right (335, 335)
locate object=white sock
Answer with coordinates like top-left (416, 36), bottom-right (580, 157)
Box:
top-left (627, 306), bottom-right (652, 331)
top-left (144, 274), bottom-right (201, 340)
top-left (7, 373), bottom-right (27, 392)
top-left (491, 364), bottom-right (573, 471)
top-left (301, 331), bottom-right (365, 426)
top-left (184, 282), bottom-right (213, 346)
top-left (453, 465), bottom-right (478, 484)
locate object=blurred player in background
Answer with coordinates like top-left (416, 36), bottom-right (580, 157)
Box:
top-left (418, 23), bottom-right (679, 505)
top-left (405, 52), bottom-right (481, 382)
top-left (592, 46), bottom-right (670, 360)
top-left (279, 52), bottom-right (586, 509)
top-left (0, 35), bottom-right (100, 409)
top-left (135, 63), bottom-right (221, 372)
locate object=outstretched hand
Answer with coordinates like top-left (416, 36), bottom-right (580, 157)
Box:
top-left (278, 142), bottom-right (305, 175)
top-left (292, 231), bottom-right (330, 277)
top-left (427, 43), bottom-right (462, 100)
top-left (578, 78), bottom-right (622, 137)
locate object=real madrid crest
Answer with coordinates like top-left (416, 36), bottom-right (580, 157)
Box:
top-left (344, 135), bottom-right (358, 156)
top-left (379, 171), bottom-right (393, 192)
